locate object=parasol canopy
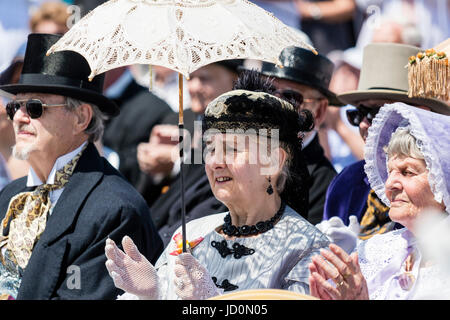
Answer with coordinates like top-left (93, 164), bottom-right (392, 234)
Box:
top-left (47, 0), bottom-right (315, 80)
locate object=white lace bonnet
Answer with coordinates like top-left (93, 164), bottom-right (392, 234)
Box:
top-left (364, 102), bottom-right (450, 213)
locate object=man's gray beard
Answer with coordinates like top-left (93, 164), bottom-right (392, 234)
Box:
top-left (12, 144), bottom-right (35, 160)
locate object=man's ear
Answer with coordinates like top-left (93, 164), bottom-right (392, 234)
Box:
top-left (73, 103), bottom-right (93, 135)
top-left (314, 99), bottom-right (328, 128)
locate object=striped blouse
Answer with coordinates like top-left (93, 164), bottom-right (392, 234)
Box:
top-left (154, 205), bottom-right (330, 300)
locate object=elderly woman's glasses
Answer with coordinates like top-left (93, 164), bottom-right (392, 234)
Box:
top-left (6, 99), bottom-right (68, 120)
top-left (346, 105), bottom-right (380, 126)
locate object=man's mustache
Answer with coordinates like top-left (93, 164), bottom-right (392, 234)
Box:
top-left (15, 124), bottom-right (36, 135)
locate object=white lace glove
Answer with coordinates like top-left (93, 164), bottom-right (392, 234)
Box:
top-left (315, 216), bottom-right (360, 254)
top-left (105, 236), bottom-right (160, 300)
top-left (173, 253), bottom-right (221, 300)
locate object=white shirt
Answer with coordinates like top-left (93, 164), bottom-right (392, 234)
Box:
top-left (26, 142), bottom-right (87, 213)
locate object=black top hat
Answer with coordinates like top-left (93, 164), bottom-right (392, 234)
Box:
top-left (0, 33), bottom-right (119, 117)
top-left (257, 46), bottom-right (343, 106)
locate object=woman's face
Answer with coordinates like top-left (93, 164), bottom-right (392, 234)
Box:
top-left (385, 154), bottom-right (445, 231)
top-left (204, 133), bottom-right (280, 208)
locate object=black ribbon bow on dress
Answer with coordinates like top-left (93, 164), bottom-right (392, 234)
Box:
top-left (211, 240), bottom-right (255, 259)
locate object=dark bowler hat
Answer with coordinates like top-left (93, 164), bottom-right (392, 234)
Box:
top-left (259, 46), bottom-right (343, 106)
top-left (0, 33), bottom-right (119, 117)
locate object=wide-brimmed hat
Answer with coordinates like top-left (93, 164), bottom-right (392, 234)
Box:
top-left (338, 43), bottom-right (450, 115)
top-left (364, 102), bottom-right (450, 213)
top-left (0, 33), bottom-right (119, 117)
top-left (252, 46), bottom-right (343, 106)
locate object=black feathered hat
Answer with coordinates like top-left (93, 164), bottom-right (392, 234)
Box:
top-left (0, 33), bottom-right (119, 117)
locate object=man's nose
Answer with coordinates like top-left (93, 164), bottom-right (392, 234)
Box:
top-left (13, 104), bottom-right (31, 123)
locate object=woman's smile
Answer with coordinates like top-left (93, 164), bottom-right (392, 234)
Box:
top-left (215, 176), bottom-right (233, 183)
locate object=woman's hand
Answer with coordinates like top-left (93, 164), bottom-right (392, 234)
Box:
top-left (173, 253), bottom-right (221, 300)
top-left (308, 243), bottom-right (369, 300)
top-left (105, 236), bottom-right (160, 300)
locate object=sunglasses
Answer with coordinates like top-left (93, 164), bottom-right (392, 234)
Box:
top-left (6, 99), bottom-right (68, 120)
top-left (275, 89), bottom-right (304, 110)
top-left (346, 105), bottom-right (381, 126)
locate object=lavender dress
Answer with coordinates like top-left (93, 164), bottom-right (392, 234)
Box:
top-left (358, 228), bottom-right (450, 300)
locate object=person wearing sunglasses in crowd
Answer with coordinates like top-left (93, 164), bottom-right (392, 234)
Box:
top-left (0, 33), bottom-right (163, 300)
top-left (320, 42), bottom-right (450, 244)
top-left (242, 46), bottom-right (340, 225)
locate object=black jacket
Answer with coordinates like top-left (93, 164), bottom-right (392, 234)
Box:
top-left (0, 143), bottom-right (164, 299)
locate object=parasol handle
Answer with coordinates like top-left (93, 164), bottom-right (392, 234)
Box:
top-left (179, 73), bottom-right (187, 253)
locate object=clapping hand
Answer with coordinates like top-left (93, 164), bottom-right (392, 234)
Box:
top-left (309, 243), bottom-right (369, 300)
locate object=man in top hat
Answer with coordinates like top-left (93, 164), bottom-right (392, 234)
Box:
top-left (254, 46), bottom-right (339, 225)
top-left (0, 33), bottom-right (163, 300)
top-left (322, 42), bottom-right (450, 240)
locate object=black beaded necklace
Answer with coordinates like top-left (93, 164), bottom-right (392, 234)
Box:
top-left (221, 202), bottom-right (286, 237)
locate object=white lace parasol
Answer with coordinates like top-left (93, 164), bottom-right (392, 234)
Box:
top-left (47, 0), bottom-right (315, 80)
top-left (47, 0), bottom-right (316, 253)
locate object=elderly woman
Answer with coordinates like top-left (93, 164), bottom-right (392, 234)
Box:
top-left (309, 102), bottom-right (450, 300)
top-left (104, 75), bottom-right (330, 299)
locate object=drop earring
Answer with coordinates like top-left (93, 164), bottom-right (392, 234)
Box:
top-left (266, 176), bottom-right (274, 195)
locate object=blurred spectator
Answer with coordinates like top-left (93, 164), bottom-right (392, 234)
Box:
top-left (29, 1), bottom-right (70, 34)
top-left (102, 82), bottom-right (173, 187)
top-left (0, 97), bottom-right (28, 182)
top-left (0, 65), bottom-right (29, 190)
top-left (0, 0), bottom-right (41, 73)
top-left (295, 0), bottom-right (360, 55)
top-left (129, 64), bottom-right (191, 112)
top-left (0, 96), bottom-right (14, 191)
top-left (356, 0), bottom-right (449, 49)
top-left (324, 58), bottom-right (363, 172)
top-left (251, 0), bottom-right (302, 29)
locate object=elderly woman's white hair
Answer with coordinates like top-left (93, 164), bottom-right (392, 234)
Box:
top-left (383, 126), bottom-right (425, 161)
top-left (364, 102), bottom-right (450, 213)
